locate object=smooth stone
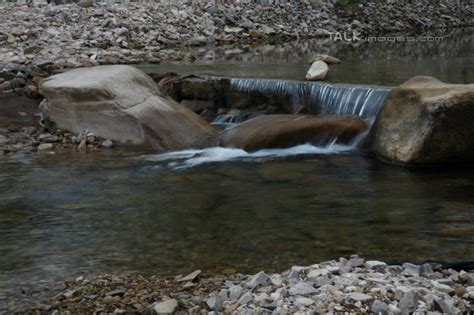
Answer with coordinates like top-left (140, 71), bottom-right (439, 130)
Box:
top-left (153, 299), bottom-right (178, 315)
top-left (305, 60), bottom-right (328, 81)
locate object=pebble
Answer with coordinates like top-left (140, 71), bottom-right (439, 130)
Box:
top-left (153, 299), bottom-right (178, 314)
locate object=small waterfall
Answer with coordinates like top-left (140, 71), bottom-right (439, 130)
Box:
top-left (230, 78), bottom-right (391, 120)
top-left (213, 109), bottom-right (244, 126)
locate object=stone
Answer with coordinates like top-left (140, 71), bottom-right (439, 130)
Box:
top-left (153, 299), bottom-right (178, 314)
top-left (365, 76), bottom-right (474, 165)
top-left (246, 271), bottom-right (271, 288)
top-left (305, 61), bottom-right (328, 81)
top-left (434, 298), bottom-right (453, 314)
top-left (37, 143), bottom-right (54, 152)
top-left (206, 292), bottom-right (224, 311)
top-left (39, 66), bottom-right (216, 151)
top-left (238, 292), bottom-right (253, 305)
top-left (289, 282), bottom-right (317, 296)
top-left (419, 263), bottom-right (434, 277)
top-left (101, 139), bottom-right (113, 148)
top-left (347, 293), bottom-right (372, 302)
top-left (398, 290), bottom-right (418, 314)
top-left (308, 269), bottom-right (330, 278)
top-left (402, 263), bottom-right (420, 277)
top-left (349, 256), bottom-right (365, 268)
top-left (229, 285), bottom-right (243, 301)
top-left (177, 270), bottom-right (201, 282)
top-left (295, 297), bottom-right (315, 307)
top-left (219, 114), bottom-right (367, 152)
top-left (364, 261), bottom-right (387, 272)
top-left (371, 300), bottom-right (388, 314)
top-left (311, 54), bottom-right (341, 64)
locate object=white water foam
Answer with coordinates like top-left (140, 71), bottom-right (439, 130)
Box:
top-left (140, 143), bottom-right (353, 169)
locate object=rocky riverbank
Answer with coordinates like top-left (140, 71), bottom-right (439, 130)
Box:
top-left (0, 1), bottom-right (472, 71)
top-left (16, 256), bottom-right (474, 314)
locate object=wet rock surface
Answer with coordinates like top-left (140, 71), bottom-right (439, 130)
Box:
top-left (17, 256), bottom-right (474, 314)
top-left (219, 114), bottom-right (368, 152)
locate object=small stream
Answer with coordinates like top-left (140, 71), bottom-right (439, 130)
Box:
top-left (1, 29), bottom-right (474, 311)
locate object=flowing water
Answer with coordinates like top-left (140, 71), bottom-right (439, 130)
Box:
top-left (1, 30), bottom-right (474, 311)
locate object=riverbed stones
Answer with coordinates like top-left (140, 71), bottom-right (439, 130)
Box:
top-left (219, 114), bottom-right (367, 152)
top-left (20, 256), bottom-right (474, 314)
top-left (39, 65), bottom-right (217, 151)
top-left (366, 76), bottom-right (474, 165)
top-left (305, 60), bottom-right (329, 81)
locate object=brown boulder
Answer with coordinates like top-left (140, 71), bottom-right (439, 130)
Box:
top-left (39, 65), bottom-right (217, 151)
top-left (365, 76), bottom-right (474, 165)
top-left (219, 114), bottom-right (368, 152)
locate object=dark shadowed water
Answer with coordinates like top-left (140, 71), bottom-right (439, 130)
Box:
top-left (1, 150), bottom-right (474, 310)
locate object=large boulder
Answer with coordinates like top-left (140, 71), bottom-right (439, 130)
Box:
top-left (365, 76), bottom-right (474, 165)
top-left (39, 65), bottom-right (217, 151)
top-left (219, 114), bottom-right (368, 152)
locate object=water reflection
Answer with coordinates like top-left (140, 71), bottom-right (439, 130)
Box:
top-left (139, 29), bottom-right (474, 85)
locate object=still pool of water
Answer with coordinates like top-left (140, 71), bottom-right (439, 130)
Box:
top-left (1, 149), bottom-right (474, 308)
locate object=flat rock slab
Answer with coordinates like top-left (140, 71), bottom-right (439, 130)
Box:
top-left (219, 114), bottom-right (367, 152)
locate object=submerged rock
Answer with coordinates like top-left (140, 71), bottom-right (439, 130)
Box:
top-left (305, 61), bottom-right (329, 81)
top-left (366, 76), bottom-right (474, 165)
top-left (219, 114), bottom-right (367, 152)
top-left (39, 65), bottom-right (217, 151)
top-left (311, 54), bottom-right (341, 64)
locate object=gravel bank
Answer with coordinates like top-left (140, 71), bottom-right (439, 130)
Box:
top-left (0, 1), bottom-right (472, 70)
top-left (18, 256), bottom-right (474, 314)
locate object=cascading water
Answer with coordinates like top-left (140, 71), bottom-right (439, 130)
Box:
top-left (229, 78), bottom-right (391, 120)
top-left (149, 78), bottom-right (392, 169)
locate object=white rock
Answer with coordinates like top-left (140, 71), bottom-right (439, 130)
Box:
top-left (402, 263), bottom-right (420, 277)
top-left (307, 268), bottom-right (329, 278)
top-left (295, 297), bottom-right (315, 307)
top-left (305, 60), bottom-right (328, 81)
top-left (365, 261), bottom-right (387, 272)
top-left (371, 300), bottom-right (388, 314)
top-left (238, 292), bottom-right (253, 305)
top-left (206, 292), bottom-right (224, 311)
top-left (246, 271), bottom-right (271, 288)
top-left (229, 285), bottom-right (243, 301)
top-left (153, 299), bottom-right (178, 314)
top-left (289, 282), bottom-right (317, 296)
